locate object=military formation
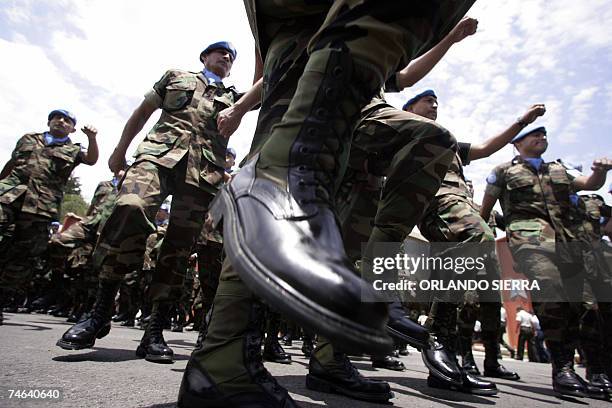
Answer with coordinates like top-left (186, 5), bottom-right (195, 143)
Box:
top-left (1, 1), bottom-right (612, 407)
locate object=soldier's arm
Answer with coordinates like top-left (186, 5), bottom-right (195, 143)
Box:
top-left (468, 104), bottom-right (546, 161)
top-left (80, 125), bottom-right (99, 165)
top-left (480, 167), bottom-right (505, 221)
top-left (108, 98), bottom-right (158, 173)
top-left (217, 78), bottom-right (263, 139)
top-left (394, 17), bottom-right (477, 90)
top-left (0, 158), bottom-right (15, 180)
top-left (217, 48), bottom-right (264, 139)
top-left (572, 158), bottom-right (612, 191)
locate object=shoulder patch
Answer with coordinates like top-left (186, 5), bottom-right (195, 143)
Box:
top-left (486, 172), bottom-right (497, 184)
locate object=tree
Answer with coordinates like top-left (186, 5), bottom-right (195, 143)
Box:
top-left (59, 175), bottom-right (88, 221)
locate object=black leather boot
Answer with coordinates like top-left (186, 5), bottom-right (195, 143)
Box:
top-left (306, 348), bottom-right (393, 403)
top-left (208, 48), bottom-right (393, 355)
top-left (136, 302), bottom-right (174, 363)
top-left (301, 333), bottom-right (315, 357)
top-left (56, 280), bottom-right (119, 350)
top-left (587, 373), bottom-right (612, 398)
top-left (422, 301), bottom-right (463, 386)
top-left (386, 301), bottom-right (429, 349)
top-left (548, 341), bottom-right (587, 398)
top-left (371, 354), bottom-right (405, 371)
top-left (263, 311), bottom-right (291, 364)
top-left (460, 337), bottom-right (480, 376)
top-left (178, 300), bottom-right (298, 408)
top-left (482, 336), bottom-right (520, 380)
top-left (263, 337), bottom-right (292, 365)
top-left (428, 368), bottom-right (498, 396)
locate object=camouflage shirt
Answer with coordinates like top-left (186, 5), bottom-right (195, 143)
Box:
top-left (0, 133), bottom-right (82, 219)
top-left (436, 142), bottom-right (471, 198)
top-left (579, 194), bottom-right (610, 243)
top-left (133, 69), bottom-right (240, 194)
top-left (83, 180), bottom-right (118, 231)
top-left (485, 156), bottom-right (576, 251)
top-left (143, 222), bottom-right (168, 271)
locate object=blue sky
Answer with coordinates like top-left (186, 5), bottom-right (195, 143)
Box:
top-left (1, 0), bottom-right (611, 209)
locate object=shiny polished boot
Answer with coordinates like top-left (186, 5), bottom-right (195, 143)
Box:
top-left (136, 302), bottom-right (174, 363)
top-left (428, 369), bottom-right (498, 396)
top-left (178, 298), bottom-right (298, 408)
top-left (263, 337), bottom-right (292, 364)
top-left (386, 301), bottom-right (429, 349)
top-left (307, 349), bottom-right (393, 403)
top-left (461, 350), bottom-right (481, 376)
top-left (208, 49), bottom-right (393, 355)
top-left (372, 354), bottom-right (405, 371)
top-left (56, 280), bottom-right (119, 350)
top-left (301, 333), bottom-right (315, 357)
top-left (548, 342), bottom-right (587, 398)
top-left (587, 374), bottom-right (612, 398)
top-left (482, 336), bottom-right (520, 380)
top-left (422, 301), bottom-right (463, 385)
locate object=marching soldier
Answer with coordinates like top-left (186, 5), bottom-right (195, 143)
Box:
top-left (481, 125), bottom-right (612, 398)
top-left (0, 109), bottom-right (98, 326)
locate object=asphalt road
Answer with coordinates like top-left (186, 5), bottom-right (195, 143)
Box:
top-left (1, 312), bottom-right (610, 408)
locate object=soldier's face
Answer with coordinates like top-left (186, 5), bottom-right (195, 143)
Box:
top-left (47, 114), bottom-right (76, 137)
top-left (407, 96), bottom-right (438, 120)
top-left (203, 49), bottom-right (233, 79)
top-left (517, 131), bottom-right (548, 156)
top-left (225, 153), bottom-right (235, 170)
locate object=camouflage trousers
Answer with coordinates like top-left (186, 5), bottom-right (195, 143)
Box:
top-left (0, 202), bottom-right (50, 292)
top-left (418, 195), bottom-right (502, 340)
top-left (513, 249), bottom-right (582, 344)
top-left (94, 158), bottom-right (212, 303)
top-left (191, 0), bottom-right (474, 389)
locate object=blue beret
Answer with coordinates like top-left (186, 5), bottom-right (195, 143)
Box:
top-left (511, 126), bottom-right (546, 144)
top-left (226, 147), bottom-right (237, 158)
top-left (402, 89), bottom-right (437, 111)
top-left (201, 41), bottom-right (237, 62)
top-left (48, 109), bottom-right (76, 125)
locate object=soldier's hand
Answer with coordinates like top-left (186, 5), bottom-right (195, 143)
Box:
top-left (591, 157), bottom-right (612, 173)
top-left (449, 17), bottom-right (478, 43)
top-left (82, 125), bottom-right (98, 138)
top-left (217, 105), bottom-right (245, 139)
top-left (520, 104), bottom-right (546, 124)
top-left (108, 148), bottom-right (127, 174)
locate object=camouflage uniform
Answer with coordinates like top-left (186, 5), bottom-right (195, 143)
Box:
top-left (485, 156), bottom-right (583, 353)
top-left (569, 194), bottom-right (612, 379)
top-left (0, 133), bottom-right (82, 292)
top-left (417, 143), bottom-right (502, 374)
top-left (187, 0), bottom-right (473, 400)
top-left (94, 69), bottom-right (239, 302)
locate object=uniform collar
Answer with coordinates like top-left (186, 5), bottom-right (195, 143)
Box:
top-left (43, 132), bottom-right (71, 146)
top-left (202, 68), bottom-right (224, 87)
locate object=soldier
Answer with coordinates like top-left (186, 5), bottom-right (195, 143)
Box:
top-left (47, 171), bottom-right (123, 322)
top-left (480, 125), bottom-right (612, 398)
top-left (409, 93), bottom-right (544, 393)
top-left (56, 42), bottom-right (246, 364)
top-left (0, 109), bottom-right (98, 326)
top-left (178, 4), bottom-right (477, 405)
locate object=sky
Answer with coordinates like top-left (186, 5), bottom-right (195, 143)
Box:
top-left (1, 0), bottom-right (611, 208)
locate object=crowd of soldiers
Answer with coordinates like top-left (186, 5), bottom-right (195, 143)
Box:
top-left (1, 2), bottom-right (612, 407)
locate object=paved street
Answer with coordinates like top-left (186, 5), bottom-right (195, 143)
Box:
top-left (1, 312), bottom-right (610, 407)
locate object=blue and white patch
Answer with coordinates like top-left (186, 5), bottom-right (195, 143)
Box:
top-left (486, 172), bottom-right (497, 184)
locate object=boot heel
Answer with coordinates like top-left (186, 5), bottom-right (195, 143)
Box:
top-left (96, 323), bottom-right (111, 339)
top-left (306, 374), bottom-right (334, 393)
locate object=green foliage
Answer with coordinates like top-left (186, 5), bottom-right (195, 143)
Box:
top-left (60, 194), bottom-right (88, 220)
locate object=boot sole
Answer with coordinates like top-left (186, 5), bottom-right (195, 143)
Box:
top-left (483, 371), bottom-right (520, 381)
top-left (56, 324), bottom-right (111, 350)
top-left (210, 188), bottom-right (392, 355)
top-left (135, 345), bottom-right (174, 363)
top-left (428, 376), bottom-right (498, 396)
top-left (306, 374), bottom-right (394, 403)
top-left (553, 386), bottom-right (587, 399)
